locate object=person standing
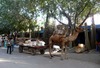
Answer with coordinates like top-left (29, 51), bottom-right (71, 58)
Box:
top-left (0, 35), bottom-right (2, 47)
top-left (11, 38), bottom-right (14, 52)
top-left (7, 38), bottom-right (12, 54)
top-left (4, 35), bottom-right (8, 48)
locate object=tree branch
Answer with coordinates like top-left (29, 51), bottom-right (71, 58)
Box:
top-left (59, 7), bottom-right (72, 28)
top-left (77, 1), bottom-right (89, 17)
top-left (54, 16), bottom-right (67, 25)
top-left (50, 10), bottom-right (67, 25)
top-left (74, 0), bottom-right (89, 26)
top-left (78, 8), bottom-right (92, 27)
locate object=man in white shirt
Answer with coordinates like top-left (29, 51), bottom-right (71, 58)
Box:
top-left (53, 25), bottom-right (65, 35)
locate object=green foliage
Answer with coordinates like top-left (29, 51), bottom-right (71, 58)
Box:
top-left (0, 0), bottom-right (39, 34)
top-left (38, 0), bottom-right (100, 27)
top-left (0, 0), bottom-right (100, 34)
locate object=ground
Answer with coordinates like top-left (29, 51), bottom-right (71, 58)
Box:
top-left (0, 46), bottom-right (100, 68)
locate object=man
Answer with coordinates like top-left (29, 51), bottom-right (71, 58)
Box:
top-left (0, 35), bottom-right (2, 47)
top-left (39, 27), bottom-right (44, 38)
top-left (11, 38), bottom-right (14, 52)
top-left (7, 38), bottom-right (12, 54)
top-left (53, 25), bottom-right (65, 36)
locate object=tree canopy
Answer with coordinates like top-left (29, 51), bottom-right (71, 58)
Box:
top-left (0, 0), bottom-right (100, 34)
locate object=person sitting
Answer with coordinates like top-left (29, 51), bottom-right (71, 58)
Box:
top-left (53, 25), bottom-right (66, 37)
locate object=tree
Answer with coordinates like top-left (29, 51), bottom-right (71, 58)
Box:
top-left (0, 0), bottom-right (39, 35)
top-left (0, 0), bottom-right (100, 38)
top-left (39, 0), bottom-right (100, 28)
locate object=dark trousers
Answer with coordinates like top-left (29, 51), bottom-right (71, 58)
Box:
top-left (96, 45), bottom-right (100, 52)
top-left (39, 33), bottom-right (43, 38)
top-left (7, 46), bottom-right (12, 54)
top-left (11, 45), bottom-right (14, 51)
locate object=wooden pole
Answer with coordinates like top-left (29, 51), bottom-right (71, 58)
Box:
top-left (91, 15), bottom-right (96, 49)
top-left (84, 23), bottom-right (91, 50)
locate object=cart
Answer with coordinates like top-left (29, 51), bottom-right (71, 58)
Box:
top-left (18, 43), bottom-right (48, 55)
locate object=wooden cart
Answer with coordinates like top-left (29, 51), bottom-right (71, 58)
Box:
top-left (19, 44), bottom-right (48, 55)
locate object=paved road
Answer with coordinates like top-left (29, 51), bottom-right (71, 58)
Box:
top-left (0, 46), bottom-right (100, 68)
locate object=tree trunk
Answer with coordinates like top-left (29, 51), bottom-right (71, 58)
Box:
top-left (84, 23), bottom-right (91, 50)
top-left (91, 15), bottom-right (96, 49)
top-left (29, 29), bottom-right (31, 40)
top-left (44, 12), bottom-right (49, 44)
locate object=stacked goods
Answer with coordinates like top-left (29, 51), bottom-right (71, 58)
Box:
top-left (75, 44), bottom-right (85, 53)
top-left (23, 39), bottom-right (45, 47)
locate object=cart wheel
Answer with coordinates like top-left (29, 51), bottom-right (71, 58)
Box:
top-left (19, 46), bottom-right (23, 53)
top-left (31, 49), bottom-right (36, 55)
top-left (40, 50), bottom-right (45, 54)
